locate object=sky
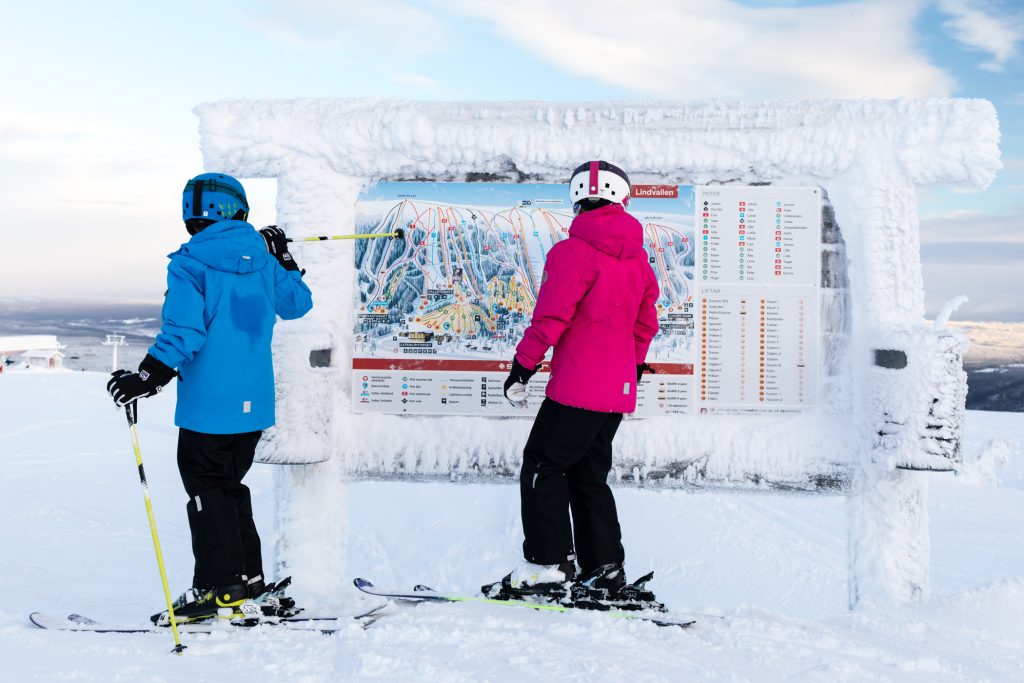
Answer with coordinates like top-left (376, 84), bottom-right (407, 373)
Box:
top-left (0, 0), bottom-right (1021, 320)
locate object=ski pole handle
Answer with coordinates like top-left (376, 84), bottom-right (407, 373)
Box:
top-left (124, 400), bottom-right (140, 427)
top-left (287, 228), bottom-right (405, 243)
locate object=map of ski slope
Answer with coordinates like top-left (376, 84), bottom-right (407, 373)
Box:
top-left (355, 182), bottom-right (695, 363)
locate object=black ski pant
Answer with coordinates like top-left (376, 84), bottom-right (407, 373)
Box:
top-left (520, 398), bottom-right (625, 574)
top-left (177, 428), bottom-right (263, 590)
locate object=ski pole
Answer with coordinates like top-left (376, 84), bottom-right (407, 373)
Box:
top-left (286, 227), bottom-right (405, 243)
top-left (123, 402), bottom-right (185, 655)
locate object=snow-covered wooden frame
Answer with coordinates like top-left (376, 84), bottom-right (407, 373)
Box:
top-left (196, 98), bottom-right (1000, 606)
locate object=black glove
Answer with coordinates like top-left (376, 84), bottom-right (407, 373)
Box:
top-left (106, 354), bottom-right (177, 407)
top-left (636, 363), bottom-right (655, 383)
top-left (260, 226), bottom-right (301, 273)
top-left (504, 358), bottom-right (540, 407)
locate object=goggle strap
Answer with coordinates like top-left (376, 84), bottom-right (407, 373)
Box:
top-left (191, 179), bottom-right (204, 218)
top-left (184, 179), bottom-right (248, 211)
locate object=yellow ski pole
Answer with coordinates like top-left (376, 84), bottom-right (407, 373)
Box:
top-left (124, 401), bottom-right (185, 655)
top-left (286, 227), bottom-right (405, 243)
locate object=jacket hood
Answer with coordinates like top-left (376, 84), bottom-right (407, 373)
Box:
top-left (171, 220), bottom-right (270, 273)
top-left (568, 203), bottom-right (646, 259)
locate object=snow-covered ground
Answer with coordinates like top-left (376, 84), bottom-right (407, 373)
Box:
top-left (1, 372), bottom-right (1021, 682)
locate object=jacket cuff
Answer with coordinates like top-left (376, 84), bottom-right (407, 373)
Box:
top-left (139, 353), bottom-right (178, 386)
top-left (513, 350), bottom-right (541, 372)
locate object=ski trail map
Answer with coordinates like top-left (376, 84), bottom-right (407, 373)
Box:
top-left (353, 182), bottom-right (696, 416)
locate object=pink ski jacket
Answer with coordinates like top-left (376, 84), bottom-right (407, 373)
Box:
top-left (515, 203), bottom-right (660, 413)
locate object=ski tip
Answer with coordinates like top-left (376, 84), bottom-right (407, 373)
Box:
top-left (29, 612), bottom-right (62, 630)
top-left (665, 618), bottom-right (697, 629)
top-left (353, 578), bottom-right (375, 590)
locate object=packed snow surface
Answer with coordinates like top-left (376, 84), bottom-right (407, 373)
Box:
top-left (1, 372), bottom-right (1021, 681)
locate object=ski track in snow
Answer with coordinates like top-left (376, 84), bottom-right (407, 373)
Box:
top-left (1, 372), bottom-right (1022, 682)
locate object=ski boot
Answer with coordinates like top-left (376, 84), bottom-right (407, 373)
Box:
top-left (249, 575), bottom-right (301, 619)
top-left (482, 561), bottom-right (576, 601)
top-left (568, 564), bottom-right (665, 612)
top-left (151, 582), bottom-right (258, 626)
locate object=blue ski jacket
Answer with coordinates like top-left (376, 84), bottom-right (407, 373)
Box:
top-left (148, 220), bottom-right (313, 434)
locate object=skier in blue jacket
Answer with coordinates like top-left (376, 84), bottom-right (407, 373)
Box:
top-left (106, 173), bottom-right (312, 623)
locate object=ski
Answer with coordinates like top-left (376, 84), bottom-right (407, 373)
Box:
top-left (352, 578), bottom-right (696, 629)
top-left (28, 608), bottom-right (384, 636)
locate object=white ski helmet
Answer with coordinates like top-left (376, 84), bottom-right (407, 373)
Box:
top-left (569, 160), bottom-right (631, 212)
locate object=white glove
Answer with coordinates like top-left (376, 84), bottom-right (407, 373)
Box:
top-left (505, 381), bottom-right (528, 408)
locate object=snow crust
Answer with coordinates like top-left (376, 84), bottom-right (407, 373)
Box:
top-left (870, 326), bottom-right (969, 471)
top-left (196, 98), bottom-right (1000, 187)
top-left (957, 438), bottom-right (1015, 487)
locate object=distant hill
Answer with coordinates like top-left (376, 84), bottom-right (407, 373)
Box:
top-left (952, 321), bottom-right (1024, 370)
top-left (2, 300), bottom-right (1020, 411)
top-left (0, 298), bottom-right (161, 372)
top-left (951, 322), bottom-right (1024, 413)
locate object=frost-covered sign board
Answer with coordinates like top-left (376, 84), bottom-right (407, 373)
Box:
top-left (353, 182), bottom-right (819, 416)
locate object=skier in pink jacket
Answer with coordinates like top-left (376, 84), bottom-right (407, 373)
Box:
top-left (484, 160), bottom-right (660, 603)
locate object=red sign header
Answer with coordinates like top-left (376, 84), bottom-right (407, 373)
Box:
top-left (631, 184), bottom-right (679, 199)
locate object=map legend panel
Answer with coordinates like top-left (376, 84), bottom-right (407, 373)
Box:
top-left (352, 360), bottom-right (551, 414)
top-left (695, 287), bottom-right (817, 413)
top-left (697, 187), bottom-right (820, 286)
top-left (695, 186), bottom-right (820, 415)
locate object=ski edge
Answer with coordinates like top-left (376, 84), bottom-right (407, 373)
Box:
top-left (29, 611), bottom-right (363, 635)
top-left (31, 612), bottom-right (166, 634)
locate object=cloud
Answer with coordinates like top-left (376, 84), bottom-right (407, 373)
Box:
top-left (248, 0), bottom-right (451, 59)
top-left (0, 109), bottom-right (167, 205)
top-left (923, 261), bottom-right (1024, 320)
top-left (921, 241), bottom-right (1024, 262)
top-left (0, 107), bottom-right (203, 300)
top-left (392, 73), bottom-right (440, 89)
top-left (920, 205), bottom-right (1024, 243)
top-left (919, 204), bottom-right (1024, 320)
top-left (0, 110), bottom-right (85, 159)
top-left (440, 0), bottom-right (953, 98)
top-left (937, 0), bottom-right (1023, 72)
